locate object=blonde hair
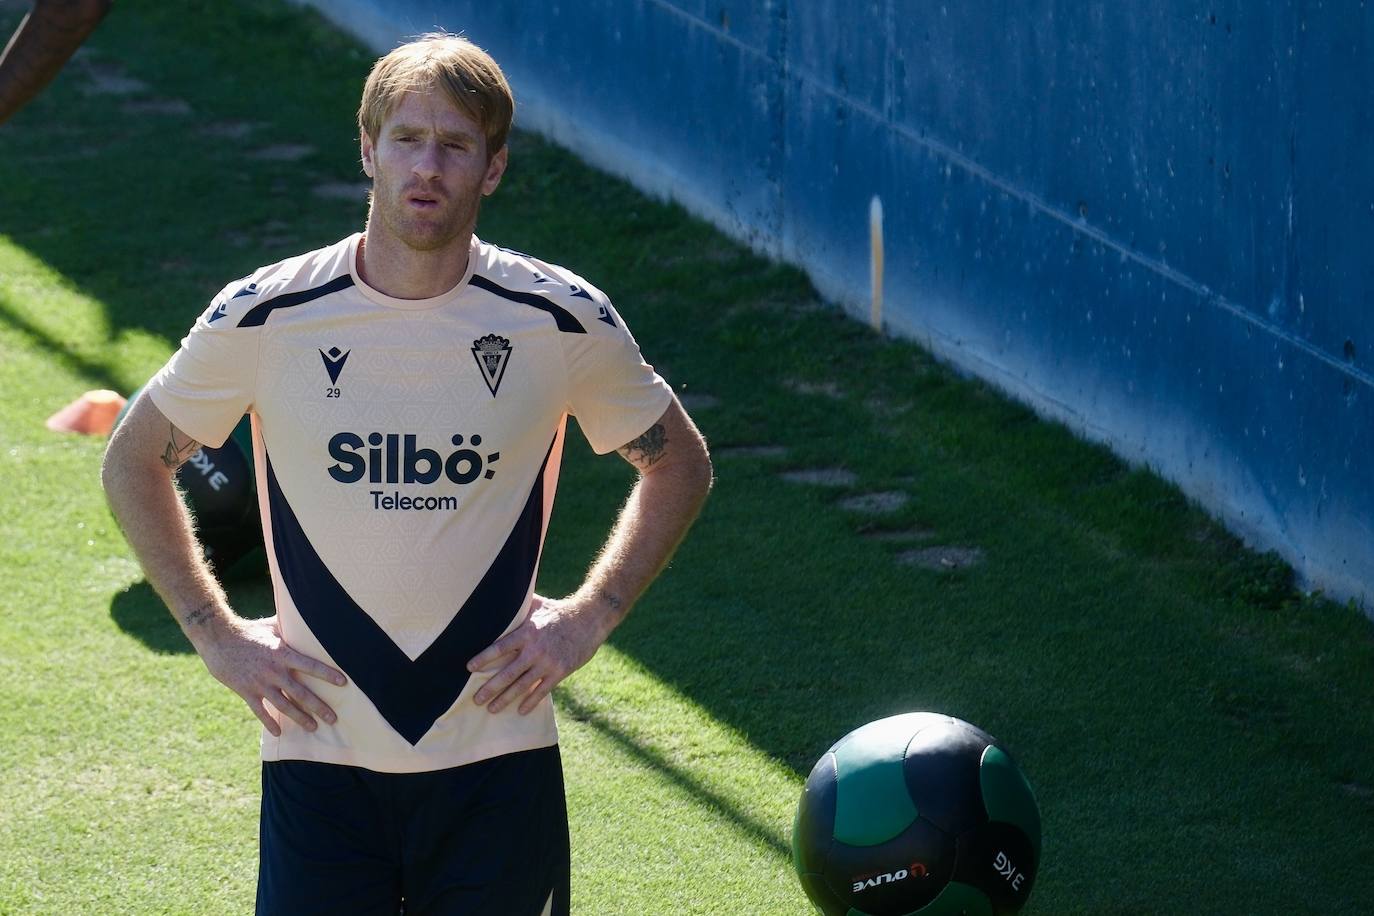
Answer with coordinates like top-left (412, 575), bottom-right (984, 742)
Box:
top-left (357, 32), bottom-right (514, 157)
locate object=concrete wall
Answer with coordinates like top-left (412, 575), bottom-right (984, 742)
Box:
top-left (299, 0), bottom-right (1374, 608)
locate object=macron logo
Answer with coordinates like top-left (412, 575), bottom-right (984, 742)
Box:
top-left (320, 346), bottom-right (351, 384)
top-left (231, 282), bottom-right (259, 299)
top-left (207, 301), bottom-right (229, 323)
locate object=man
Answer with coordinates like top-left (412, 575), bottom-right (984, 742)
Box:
top-left (101, 32), bottom-right (712, 916)
top-left (0, 0), bottom-right (112, 125)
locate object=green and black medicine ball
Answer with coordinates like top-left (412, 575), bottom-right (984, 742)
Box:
top-left (792, 712), bottom-right (1041, 915)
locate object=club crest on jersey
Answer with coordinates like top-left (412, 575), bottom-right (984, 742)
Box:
top-left (320, 346), bottom-right (351, 384)
top-left (471, 334), bottom-right (512, 397)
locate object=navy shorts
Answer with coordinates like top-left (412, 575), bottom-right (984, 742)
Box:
top-left (257, 746), bottom-right (570, 916)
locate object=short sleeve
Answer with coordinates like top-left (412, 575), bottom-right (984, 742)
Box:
top-left (145, 292), bottom-right (261, 448)
top-left (564, 294), bottom-right (673, 455)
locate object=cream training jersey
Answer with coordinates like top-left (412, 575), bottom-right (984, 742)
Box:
top-left (147, 233), bottom-right (673, 773)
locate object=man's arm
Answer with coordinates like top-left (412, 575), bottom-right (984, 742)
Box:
top-left (0, 0), bottom-right (112, 125)
top-left (101, 389), bottom-right (345, 734)
top-left (467, 395), bottom-right (713, 714)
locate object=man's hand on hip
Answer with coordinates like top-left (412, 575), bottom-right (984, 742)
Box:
top-left (467, 593), bottom-right (617, 716)
top-left (195, 613), bottom-right (348, 736)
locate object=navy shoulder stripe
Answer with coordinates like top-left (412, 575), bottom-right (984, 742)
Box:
top-left (237, 274), bottom-right (355, 328)
top-left (469, 274), bottom-right (587, 334)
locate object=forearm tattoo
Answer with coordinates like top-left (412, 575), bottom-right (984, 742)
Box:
top-left (161, 425), bottom-right (201, 470)
top-left (181, 600), bottom-right (215, 629)
top-left (622, 423), bottom-right (667, 467)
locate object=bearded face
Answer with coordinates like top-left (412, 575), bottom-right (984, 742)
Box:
top-left (361, 88), bottom-right (506, 253)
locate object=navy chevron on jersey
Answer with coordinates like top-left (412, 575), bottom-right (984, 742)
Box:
top-left (148, 233), bottom-right (673, 773)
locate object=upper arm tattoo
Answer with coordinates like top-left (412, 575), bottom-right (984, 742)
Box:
top-left (620, 423), bottom-right (668, 469)
top-left (161, 425), bottom-right (202, 470)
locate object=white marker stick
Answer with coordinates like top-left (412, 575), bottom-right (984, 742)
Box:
top-left (869, 195), bottom-right (884, 331)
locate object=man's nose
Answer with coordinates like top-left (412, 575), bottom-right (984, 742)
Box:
top-left (412, 141), bottom-right (442, 181)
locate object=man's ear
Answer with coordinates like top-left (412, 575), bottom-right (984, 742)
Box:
top-left (360, 132), bottom-right (375, 179)
top-left (481, 144), bottom-right (508, 196)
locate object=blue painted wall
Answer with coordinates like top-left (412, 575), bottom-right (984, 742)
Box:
top-left (302, 0), bottom-right (1374, 608)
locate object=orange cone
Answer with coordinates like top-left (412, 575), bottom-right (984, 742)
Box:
top-left (45, 389), bottom-right (127, 436)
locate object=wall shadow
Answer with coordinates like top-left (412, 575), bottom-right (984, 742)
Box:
top-left (0, 1), bottom-right (371, 376)
top-left (0, 294), bottom-right (134, 395)
top-left (559, 689), bottom-right (791, 861)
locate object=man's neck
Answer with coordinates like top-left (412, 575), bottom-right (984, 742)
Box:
top-left (356, 228), bottom-right (474, 300)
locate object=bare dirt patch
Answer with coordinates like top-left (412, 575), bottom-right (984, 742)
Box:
top-left (865, 395), bottom-right (910, 418)
top-left (312, 181), bottom-right (370, 201)
top-left (122, 97), bottom-right (192, 116)
top-left (898, 545), bottom-right (985, 571)
top-left (838, 491), bottom-right (909, 513)
top-left (77, 58), bottom-right (147, 96)
top-left (862, 527), bottom-right (936, 543)
top-left (785, 378), bottom-right (844, 399)
top-left (781, 468), bottom-right (857, 487)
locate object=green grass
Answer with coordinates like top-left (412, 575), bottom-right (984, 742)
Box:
top-left (3, 1), bottom-right (1374, 912)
